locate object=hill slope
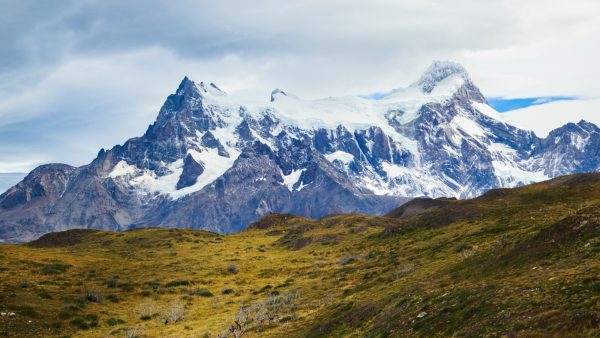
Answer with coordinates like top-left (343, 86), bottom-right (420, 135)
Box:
top-left (1, 173), bottom-right (600, 337)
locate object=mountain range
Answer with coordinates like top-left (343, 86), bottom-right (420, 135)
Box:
top-left (2, 61), bottom-right (600, 242)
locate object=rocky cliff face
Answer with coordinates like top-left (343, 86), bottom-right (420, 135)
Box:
top-left (1, 61), bottom-right (599, 242)
top-left (0, 164), bottom-right (75, 242)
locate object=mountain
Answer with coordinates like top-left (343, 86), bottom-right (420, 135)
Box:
top-left (2, 61), bottom-right (600, 242)
top-left (2, 173), bottom-right (600, 337)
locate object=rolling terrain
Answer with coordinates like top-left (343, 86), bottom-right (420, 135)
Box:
top-left (2, 173), bottom-right (600, 337)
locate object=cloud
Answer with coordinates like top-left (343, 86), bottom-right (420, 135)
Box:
top-left (0, 173), bottom-right (26, 194)
top-left (502, 98), bottom-right (600, 137)
top-left (0, 0), bottom-right (599, 173)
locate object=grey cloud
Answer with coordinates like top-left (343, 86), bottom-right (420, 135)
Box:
top-left (0, 0), bottom-right (599, 173)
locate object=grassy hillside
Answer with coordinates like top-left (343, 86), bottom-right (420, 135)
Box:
top-left (2, 173), bottom-right (600, 337)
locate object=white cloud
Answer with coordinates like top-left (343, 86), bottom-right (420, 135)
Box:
top-left (0, 173), bottom-right (26, 194)
top-left (503, 98), bottom-right (600, 137)
top-left (0, 0), bottom-right (599, 173)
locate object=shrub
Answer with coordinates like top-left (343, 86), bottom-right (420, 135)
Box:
top-left (37, 291), bottom-right (53, 299)
top-left (124, 326), bottom-right (143, 338)
top-left (227, 265), bottom-right (239, 274)
top-left (12, 305), bottom-right (38, 318)
top-left (82, 288), bottom-right (102, 303)
top-left (58, 311), bottom-right (73, 320)
top-left (85, 314), bottom-right (99, 322)
top-left (69, 318), bottom-right (90, 330)
top-left (253, 285), bottom-right (272, 294)
top-left (454, 243), bottom-right (473, 253)
top-left (338, 253), bottom-right (357, 265)
top-left (165, 279), bottom-right (190, 287)
top-left (145, 280), bottom-right (161, 290)
top-left (391, 264), bottom-right (415, 280)
top-left (135, 300), bottom-right (158, 320)
top-left (160, 302), bottom-right (185, 324)
top-left (118, 282), bottom-right (135, 292)
top-left (106, 318), bottom-right (123, 326)
top-left (221, 288), bottom-right (235, 295)
top-left (106, 294), bottom-right (120, 303)
top-left (105, 278), bottom-right (118, 288)
top-left (588, 280), bottom-right (600, 293)
top-left (63, 304), bottom-right (81, 312)
top-left (190, 288), bottom-right (213, 297)
top-left (40, 262), bottom-right (71, 275)
top-left (49, 321), bottom-right (62, 330)
top-left (455, 243), bottom-right (475, 259)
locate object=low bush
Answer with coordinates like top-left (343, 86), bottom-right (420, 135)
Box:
top-left (190, 288), bottom-right (214, 297)
top-left (69, 318), bottom-right (90, 330)
top-left (226, 265), bottom-right (239, 274)
top-left (165, 279), bottom-right (190, 287)
top-left (40, 262), bottom-right (71, 275)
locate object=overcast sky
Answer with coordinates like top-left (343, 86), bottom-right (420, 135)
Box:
top-left (1, 0), bottom-right (599, 179)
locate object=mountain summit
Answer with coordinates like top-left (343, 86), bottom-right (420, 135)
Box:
top-left (2, 61), bottom-right (600, 242)
top-left (414, 60), bottom-right (470, 93)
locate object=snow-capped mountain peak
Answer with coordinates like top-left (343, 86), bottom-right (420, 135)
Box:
top-left (3, 61), bottom-right (600, 242)
top-left (414, 60), bottom-right (470, 93)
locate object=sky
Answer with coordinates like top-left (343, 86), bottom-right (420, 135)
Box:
top-left (0, 0), bottom-right (599, 191)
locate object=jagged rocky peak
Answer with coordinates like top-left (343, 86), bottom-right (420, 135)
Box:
top-left (547, 119), bottom-right (600, 138)
top-left (541, 119), bottom-right (600, 154)
top-left (146, 77), bottom-right (224, 140)
top-left (174, 77), bottom-right (226, 99)
top-left (0, 163), bottom-right (75, 209)
top-left (572, 119), bottom-right (599, 133)
top-left (415, 60), bottom-right (470, 93)
top-left (175, 76), bottom-right (199, 97)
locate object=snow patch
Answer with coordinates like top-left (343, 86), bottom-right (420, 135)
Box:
top-left (281, 168), bottom-right (306, 192)
top-left (450, 115), bottom-right (487, 138)
top-left (325, 151), bottom-right (355, 164)
top-left (119, 147), bottom-right (240, 200)
top-left (571, 134), bottom-right (588, 151)
top-left (492, 160), bottom-right (548, 187)
top-left (172, 147), bottom-right (240, 199)
top-left (108, 161), bottom-right (137, 178)
top-left (130, 160), bottom-right (183, 196)
top-left (381, 162), bottom-right (407, 178)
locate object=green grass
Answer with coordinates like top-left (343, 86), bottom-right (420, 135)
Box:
top-left (1, 173), bottom-right (600, 337)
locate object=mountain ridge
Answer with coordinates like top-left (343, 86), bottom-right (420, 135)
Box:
top-left (2, 61), bottom-right (600, 242)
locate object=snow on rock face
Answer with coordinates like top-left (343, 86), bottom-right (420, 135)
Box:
top-left (103, 61), bottom-right (597, 201)
top-left (4, 61), bottom-right (600, 242)
top-left (281, 168), bottom-right (306, 191)
top-left (325, 151), bottom-right (355, 164)
top-left (108, 161), bottom-right (137, 178)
